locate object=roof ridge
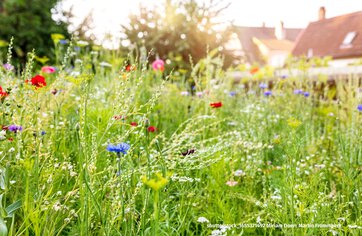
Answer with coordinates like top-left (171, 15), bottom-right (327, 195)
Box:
top-left (292, 10), bottom-right (362, 59)
top-left (309, 10), bottom-right (362, 25)
top-left (236, 26), bottom-right (302, 30)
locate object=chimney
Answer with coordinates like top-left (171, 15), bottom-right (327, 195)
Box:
top-left (275, 21), bottom-right (285, 40)
top-left (319, 7), bottom-right (326, 20)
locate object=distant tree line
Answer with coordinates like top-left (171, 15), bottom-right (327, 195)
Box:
top-left (0, 0), bottom-right (69, 64)
top-left (0, 0), bottom-right (235, 69)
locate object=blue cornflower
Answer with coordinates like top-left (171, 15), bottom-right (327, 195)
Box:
top-left (229, 91), bottom-right (237, 97)
top-left (304, 92), bottom-right (310, 97)
top-left (74, 46), bottom-right (80, 52)
top-left (59, 39), bottom-right (68, 45)
top-left (107, 142), bottom-right (130, 155)
top-left (358, 104), bottom-right (362, 112)
top-left (259, 83), bottom-right (268, 89)
top-left (8, 125), bottom-right (22, 133)
top-left (41, 130), bottom-right (46, 136)
top-left (294, 89), bottom-right (303, 95)
top-left (264, 91), bottom-right (272, 96)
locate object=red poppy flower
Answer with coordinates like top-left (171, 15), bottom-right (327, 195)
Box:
top-left (0, 86), bottom-right (8, 98)
top-left (130, 122), bottom-right (137, 127)
top-left (147, 126), bottom-right (157, 132)
top-left (210, 102), bottom-right (222, 108)
top-left (250, 67), bottom-right (259, 75)
top-left (26, 75), bottom-right (47, 88)
top-left (125, 64), bottom-right (136, 72)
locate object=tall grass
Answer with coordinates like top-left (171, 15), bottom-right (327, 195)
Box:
top-left (0, 41), bottom-right (361, 235)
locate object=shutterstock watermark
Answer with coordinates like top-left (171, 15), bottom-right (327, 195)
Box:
top-left (207, 223), bottom-right (343, 229)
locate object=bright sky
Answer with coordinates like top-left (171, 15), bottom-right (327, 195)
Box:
top-left (61, 0), bottom-right (362, 47)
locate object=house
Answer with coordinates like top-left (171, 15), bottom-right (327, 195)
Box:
top-left (233, 23), bottom-right (302, 67)
top-left (292, 7), bottom-right (362, 67)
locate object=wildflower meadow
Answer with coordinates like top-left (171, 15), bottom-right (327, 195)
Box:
top-left (0, 38), bottom-right (361, 236)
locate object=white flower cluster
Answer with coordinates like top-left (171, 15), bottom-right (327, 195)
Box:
top-left (171, 174), bottom-right (201, 183)
top-left (0, 130), bottom-right (6, 140)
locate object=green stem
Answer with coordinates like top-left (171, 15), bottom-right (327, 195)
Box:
top-left (153, 190), bottom-right (159, 235)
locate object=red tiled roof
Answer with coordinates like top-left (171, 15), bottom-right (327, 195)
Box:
top-left (292, 11), bottom-right (362, 59)
top-left (258, 39), bottom-right (295, 51)
top-left (235, 26), bottom-right (302, 63)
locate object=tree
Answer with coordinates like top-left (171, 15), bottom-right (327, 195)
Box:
top-left (61, 6), bottom-right (96, 42)
top-left (121, 0), bottom-right (234, 70)
top-left (0, 0), bottom-right (69, 64)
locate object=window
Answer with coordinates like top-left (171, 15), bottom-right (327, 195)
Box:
top-left (341, 32), bottom-right (357, 47)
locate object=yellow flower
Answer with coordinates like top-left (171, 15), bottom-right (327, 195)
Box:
top-left (273, 135), bottom-right (281, 144)
top-left (287, 118), bottom-right (302, 129)
top-left (141, 172), bottom-right (168, 191)
top-left (51, 34), bottom-right (65, 44)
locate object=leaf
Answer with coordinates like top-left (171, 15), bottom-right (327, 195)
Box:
top-left (5, 200), bottom-right (22, 217)
top-left (0, 168), bottom-right (5, 190)
top-left (34, 56), bottom-right (49, 64)
top-left (0, 40), bottom-right (8, 48)
top-left (0, 218), bottom-right (7, 236)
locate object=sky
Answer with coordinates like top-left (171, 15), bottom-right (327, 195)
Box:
top-left (61, 0), bottom-right (362, 47)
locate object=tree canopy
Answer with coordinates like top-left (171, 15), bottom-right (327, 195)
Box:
top-left (121, 0), bottom-right (234, 70)
top-left (0, 0), bottom-right (69, 64)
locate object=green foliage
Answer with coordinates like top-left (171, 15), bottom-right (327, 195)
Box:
top-left (0, 43), bottom-right (362, 235)
top-left (0, 0), bottom-right (69, 64)
top-left (285, 55), bottom-right (332, 69)
top-left (122, 0), bottom-right (234, 71)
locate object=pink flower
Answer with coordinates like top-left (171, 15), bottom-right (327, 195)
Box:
top-left (152, 59), bottom-right (165, 72)
top-left (41, 66), bottom-right (56, 74)
top-left (226, 180), bottom-right (238, 187)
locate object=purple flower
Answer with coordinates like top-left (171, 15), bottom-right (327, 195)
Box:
top-left (294, 89), bottom-right (303, 95)
top-left (59, 40), bottom-right (68, 45)
top-left (3, 63), bottom-right (14, 71)
top-left (264, 91), bottom-right (272, 96)
top-left (107, 142), bottom-right (130, 155)
top-left (196, 92), bottom-right (203, 97)
top-left (8, 125), bottom-right (22, 133)
top-left (259, 83), bottom-right (268, 89)
top-left (181, 91), bottom-right (189, 96)
top-left (358, 104), bottom-right (362, 112)
top-left (280, 75), bottom-right (288, 79)
top-left (229, 91), bottom-right (237, 97)
top-left (304, 92), bottom-right (310, 97)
